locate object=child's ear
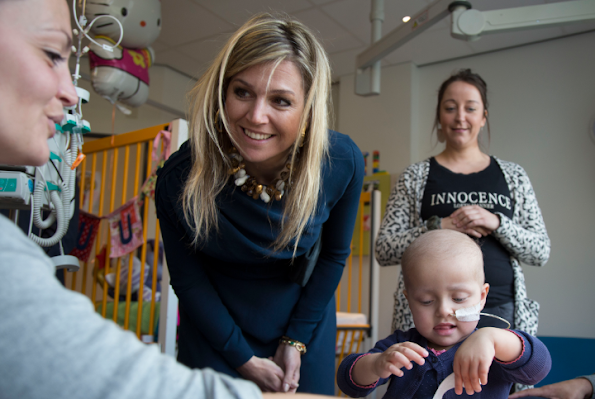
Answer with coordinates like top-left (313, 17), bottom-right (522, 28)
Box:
top-left (479, 283), bottom-right (490, 310)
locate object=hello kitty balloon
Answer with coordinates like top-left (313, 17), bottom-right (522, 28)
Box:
top-left (85, 0), bottom-right (161, 108)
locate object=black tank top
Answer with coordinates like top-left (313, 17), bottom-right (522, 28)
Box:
top-left (421, 157), bottom-right (514, 306)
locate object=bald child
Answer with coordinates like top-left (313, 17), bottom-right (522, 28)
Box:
top-left (337, 230), bottom-right (551, 398)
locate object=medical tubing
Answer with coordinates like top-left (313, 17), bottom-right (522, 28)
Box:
top-left (479, 312), bottom-right (511, 329)
top-left (72, 0), bottom-right (124, 50)
top-left (32, 181), bottom-right (57, 230)
top-left (28, 195), bottom-right (35, 237)
top-left (66, 133), bottom-right (79, 218)
top-left (28, 189), bottom-right (69, 247)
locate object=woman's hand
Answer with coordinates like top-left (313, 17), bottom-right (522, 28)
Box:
top-left (444, 205), bottom-right (500, 237)
top-left (237, 356), bottom-right (285, 392)
top-left (508, 378), bottom-right (594, 399)
top-left (442, 215), bottom-right (489, 238)
top-left (273, 343), bottom-right (301, 393)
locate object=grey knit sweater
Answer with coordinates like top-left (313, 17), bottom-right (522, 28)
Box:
top-left (0, 214), bottom-right (262, 399)
top-left (581, 374), bottom-right (595, 399)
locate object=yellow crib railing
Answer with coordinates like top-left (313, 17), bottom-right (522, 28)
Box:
top-left (65, 121), bottom-right (185, 342)
top-left (335, 190), bottom-right (381, 396)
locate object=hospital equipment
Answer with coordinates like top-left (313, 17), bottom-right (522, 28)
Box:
top-left (0, 0), bottom-right (123, 271)
top-left (356, 0), bottom-right (595, 95)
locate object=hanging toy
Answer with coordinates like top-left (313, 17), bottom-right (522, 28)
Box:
top-left (85, 0), bottom-right (162, 109)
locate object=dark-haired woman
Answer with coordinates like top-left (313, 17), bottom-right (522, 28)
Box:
top-left (375, 69), bottom-right (550, 336)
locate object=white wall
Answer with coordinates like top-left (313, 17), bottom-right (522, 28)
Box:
top-left (338, 30), bottom-right (595, 340)
top-left (337, 63), bottom-right (418, 344)
top-left (338, 62), bottom-right (417, 173)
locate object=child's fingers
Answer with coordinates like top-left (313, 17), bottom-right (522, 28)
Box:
top-left (388, 350), bottom-right (414, 370)
top-left (464, 364), bottom-right (482, 394)
top-left (478, 360), bottom-right (490, 386)
top-left (453, 364), bottom-right (464, 395)
top-left (454, 359), bottom-right (478, 395)
top-left (397, 347), bottom-right (426, 367)
top-left (393, 342), bottom-right (428, 364)
top-left (461, 360), bottom-right (488, 395)
top-left (387, 364), bottom-right (404, 377)
top-left (458, 363), bottom-right (472, 395)
top-left (403, 348), bottom-right (428, 367)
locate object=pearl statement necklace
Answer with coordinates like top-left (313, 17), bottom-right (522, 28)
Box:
top-left (228, 147), bottom-right (295, 203)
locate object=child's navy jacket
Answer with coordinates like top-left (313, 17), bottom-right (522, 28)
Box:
top-left (337, 328), bottom-right (551, 398)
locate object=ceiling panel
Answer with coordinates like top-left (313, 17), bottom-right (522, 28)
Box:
top-left (157, 49), bottom-right (205, 78)
top-left (150, 40), bottom-right (170, 53)
top-left (193, 0), bottom-right (314, 26)
top-left (292, 7), bottom-right (364, 54)
top-left (308, 0), bottom-right (338, 5)
top-left (159, 0), bottom-right (233, 46)
top-left (176, 34), bottom-right (231, 62)
top-left (321, 0), bottom-right (372, 45)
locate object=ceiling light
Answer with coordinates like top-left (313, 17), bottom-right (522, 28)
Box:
top-left (402, 16), bottom-right (411, 23)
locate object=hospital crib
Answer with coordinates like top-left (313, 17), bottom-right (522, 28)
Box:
top-left (65, 120), bottom-right (185, 349)
top-left (65, 120), bottom-right (382, 394)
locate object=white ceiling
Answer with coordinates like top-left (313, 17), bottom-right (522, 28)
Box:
top-left (151, 0), bottom-right (595, 81)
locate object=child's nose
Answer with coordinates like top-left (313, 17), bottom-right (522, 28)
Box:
top-left (436, 301), bottom-right (454, 318)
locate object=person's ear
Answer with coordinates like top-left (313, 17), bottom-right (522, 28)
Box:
top-left (403, 289), bottom-right (408, 300)
top-left (479, 283), bottom-right (490, 310)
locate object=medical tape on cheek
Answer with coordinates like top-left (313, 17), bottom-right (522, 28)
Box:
top-left (452, 303), bottom-right (512, 329)
top-left (454, 303), bottom-right (481, 322)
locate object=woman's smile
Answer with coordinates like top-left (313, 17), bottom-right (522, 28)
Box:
top-left (243, 128), bottom-right (273, 141)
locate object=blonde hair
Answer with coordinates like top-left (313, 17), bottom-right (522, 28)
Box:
top-left (182, 13), bottom-right (331, 254)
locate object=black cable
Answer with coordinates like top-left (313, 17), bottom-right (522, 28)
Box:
top-left (49, 159), bottom-right (64, 183)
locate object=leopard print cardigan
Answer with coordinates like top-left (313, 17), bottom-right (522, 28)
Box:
top-left (375, 157), bottom-right (550, 336)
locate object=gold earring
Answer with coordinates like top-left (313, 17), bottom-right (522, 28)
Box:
top-left (299, 124), bottom-right (307, 147)
top-left (215, 109), bottom-right (223, 133)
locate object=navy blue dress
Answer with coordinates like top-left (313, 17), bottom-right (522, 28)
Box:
top-left (155, 130), bottom-right (364, 394)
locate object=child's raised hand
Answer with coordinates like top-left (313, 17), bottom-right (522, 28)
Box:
top-left (373, 342), bottom-right (428, 379)
top-left (453, 329), bottom-right (494, 394)
top-left (351, 342), bottom-right (428, 387)
top-left (453, 328), bottom-right (523, 395)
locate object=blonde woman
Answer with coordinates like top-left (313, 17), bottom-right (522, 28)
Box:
top-left (155, 14), bottom-right (364, 395)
